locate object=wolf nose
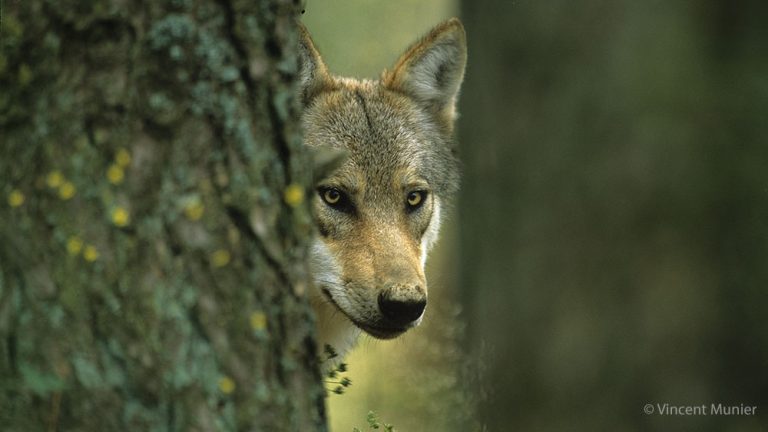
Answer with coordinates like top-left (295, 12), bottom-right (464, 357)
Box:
top-left (378, 291), bottom-right (426, 327)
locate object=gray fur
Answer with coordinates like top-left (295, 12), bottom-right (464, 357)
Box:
top-left (298, 19), bottom-right (466, 357)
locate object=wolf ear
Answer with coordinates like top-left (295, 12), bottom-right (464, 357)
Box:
top-left (297, 23), bottom-right (332, 104)
top-left (382, 18), bottom-right (467, 131)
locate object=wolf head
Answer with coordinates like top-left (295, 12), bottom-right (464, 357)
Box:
top-left (299, 19), bottom-right (466, 353)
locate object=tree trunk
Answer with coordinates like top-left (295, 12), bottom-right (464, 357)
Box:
top-left (0, 1), bottom-right (326, 430)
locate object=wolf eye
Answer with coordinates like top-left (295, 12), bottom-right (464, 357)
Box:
top-left (323, 188), bottom-right (341, 204)
top-left (406, 191), bottom-right (427, 211)
top-left (318, 187), bottom-right (354, 213)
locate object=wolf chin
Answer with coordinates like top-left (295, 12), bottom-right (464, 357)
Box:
top-left (298, 18), bottom-right (467, 358)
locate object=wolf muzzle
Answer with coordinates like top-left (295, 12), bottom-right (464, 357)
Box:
top-left (377, 286), bottom-right (427, 328)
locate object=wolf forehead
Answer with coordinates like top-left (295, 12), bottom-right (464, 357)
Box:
top-left (302, 81), bottom-right (460, 198)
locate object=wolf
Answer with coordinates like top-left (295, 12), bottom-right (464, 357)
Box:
top-left (298, 18), bottom-right (467, 358)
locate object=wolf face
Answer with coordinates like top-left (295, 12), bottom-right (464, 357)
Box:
top-left (299, 19), bottom-right (466, 355)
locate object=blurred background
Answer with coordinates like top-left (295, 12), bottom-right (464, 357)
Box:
top-left (304, 0), bottom-right (768, 431)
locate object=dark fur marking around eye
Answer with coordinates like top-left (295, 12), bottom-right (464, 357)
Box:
top-left (318, 187), bottom-right (356, 215)
top-left (317, 221), bottom-right (330, 237)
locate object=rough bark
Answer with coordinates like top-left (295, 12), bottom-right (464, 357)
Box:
top-left (0, 0), bottom-right (326, 430)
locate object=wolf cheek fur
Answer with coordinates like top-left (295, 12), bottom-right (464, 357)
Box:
top-left (298, 18), bottom-right (467, 358)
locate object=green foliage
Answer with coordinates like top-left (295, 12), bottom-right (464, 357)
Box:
top-left (321, 344), bottom-right (353, 395)
top-left (18, 364), bottom-right (66, 395)
top-left (351, 411), bottom-right (394, 432)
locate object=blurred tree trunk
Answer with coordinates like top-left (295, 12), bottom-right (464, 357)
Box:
top-left (460, 1), bottom-right (767, 431)
top-left (0, 1), bottom-right (326, 431)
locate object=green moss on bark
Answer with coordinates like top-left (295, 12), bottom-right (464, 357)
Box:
top-left (0, 0), bottom-right (325, 430)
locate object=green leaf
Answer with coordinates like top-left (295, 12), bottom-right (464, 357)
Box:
top-left (19, 364), bottom-right (65, 395)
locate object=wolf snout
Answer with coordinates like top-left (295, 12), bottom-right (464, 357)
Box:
top-left (377, 288), bottom-right (427, 327)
